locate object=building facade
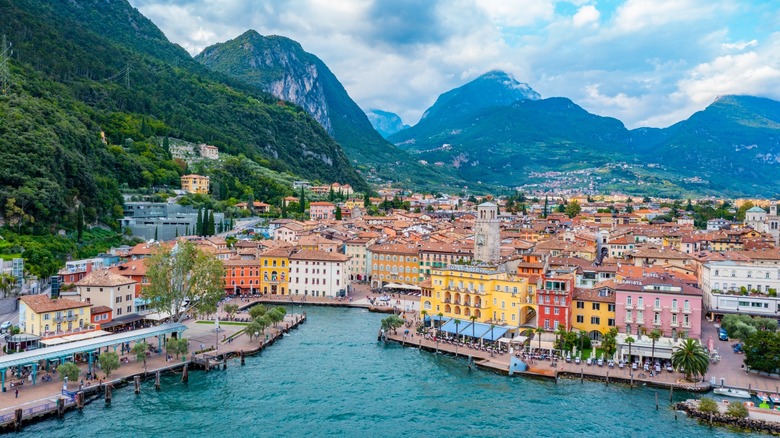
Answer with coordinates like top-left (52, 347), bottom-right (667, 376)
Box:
top-left (473, 203), bottom-right (501, 263)
top-left (19, 294), bottom-right (92, 337)
top-left (180, 174), bottom-right (210, 194)
top-left (288, 250), bottom-right (350, 297)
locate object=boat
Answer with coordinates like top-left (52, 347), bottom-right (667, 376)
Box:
top-left (757, 392), bottom-right (770, 403)
top-left (713, 387), bottom-right (751, 399)
top-left (770, 394), bottom-right (780, 404)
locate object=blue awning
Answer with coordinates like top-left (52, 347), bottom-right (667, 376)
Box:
top-left (482, 326), bottom-right (509, 341)
top-left (424, 315), bottom-right (446, 322)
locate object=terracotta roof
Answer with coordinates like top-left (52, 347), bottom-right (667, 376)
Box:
top-left (290, 250), bottom-right (350, 262)
top-left (20, 294), bottom-right (91, 313)
top-left (261, 247), bottom-right (296, 258)
top-left (91, 305), bottom-right (113, 314)
top-left (573, 287), bottom-right (616, 303)
top-left (76, 269), bottom-right (136, 287)
top-left (109, 259), bottom-right (148, 277)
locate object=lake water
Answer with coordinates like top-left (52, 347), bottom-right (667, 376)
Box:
top-left (17, 306), bottom-right (742, 437)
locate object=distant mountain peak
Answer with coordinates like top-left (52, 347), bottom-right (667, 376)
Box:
top-left (420, 70), bottom-right (540, 122)
top-left (366, 109), bottom-right (410, 139)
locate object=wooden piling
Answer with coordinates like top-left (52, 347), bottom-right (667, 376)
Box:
top-left (630, 372), bottom-right (634, 388)
top-left (13, 408), bottom-right (22, 431)
top-left (605, 371), bottom-right (609, 386)
top-left (182, 363), bottom-right (189, 383)
top-left (155, 371), bottom-right (161, 390)
top-left (655, 391), bottom-right (659, 410)
top-left (134, 375), bottom-right (141, 394)
top-left (57, 397), bottom-right (65, 418)
top-left (77, 391), bottom-right (85, 409)
top-left (105, 384), bottom-right (112, 404)
top-left (669, 384), bottom-right (673, 402)
top-left (223, 360), bottom-right (227, 370)
top-left (240, 351), bottom-right (245, 366)
top-left (581, 368), bottom-right (584, 383)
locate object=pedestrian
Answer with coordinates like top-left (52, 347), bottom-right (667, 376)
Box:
top-left (14, 388), bottom-right (18, 398)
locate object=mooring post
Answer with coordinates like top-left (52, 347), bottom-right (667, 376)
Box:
top-left (57, 397), bottom-right (64, 418)
top-left (134, 375), bottom-right (141, 394)
top-left (630, 372), bottom-right (634, 388)
top-left (606, 371), bottom-right (609, 386)
top-left (105, 384), bottom-right (112, 404)
top-left (223, 359), bottom-right (227, 371)
top-left (182, 363), bottom-right (189, 383)
top-left (14, 408), bottom-right (22, 431)
top-left (670, 384), bottom-right (673, 403)
top-left (240, 351), bottom-right (245, 366)
top-left (77, 391), bottom-right (85, 409)
top-left (581, 368), bottom-right (584, 383)
top-left (155, 371), bottom-right (161, 390)
top-left (656, 391), bottom-right (659, 410)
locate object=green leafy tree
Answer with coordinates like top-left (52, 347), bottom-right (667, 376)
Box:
top-left (698, 397), bottom-right (719, 415)
top-left (76, 205), bottom-right (84, 242)
top-left (335, 206), bottom-right (342, 220)
top-left (564, 200), bottom-right (581, 218)
top-left (131, 342), bottom-right (148, 371)
top-left (207, 210), bottom-right (215, 236)
top-left (196, 208), bottom-right (203, 236)
top-left (0, 274), bottom-right (16, 298)
top-left (224, 304), bottom-right (239, 320)
top-left (98, 352), bottom-right (120, 377)
top-left (249, 304), bottom-right (267, 320)
top-left (58, 362), bottom-right (81, 386)
top-left (744, 330), bottom-right (780, 373)
top-left (299, 187), bottom-right (306, 214)
top-left (143, 241), bottom-right (225, 322)
top-left (672, 339), bottom-right (709, 381)
top-left (602, 327), bottom-right (618, 358)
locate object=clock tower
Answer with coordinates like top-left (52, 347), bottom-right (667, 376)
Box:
top-left (474, 202), bottom-right (500, 263)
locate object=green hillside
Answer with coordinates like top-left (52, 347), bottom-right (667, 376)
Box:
top-left (195, 30), bottom-right (465, 191)
top-left (0, 0), bottom-right (365, 231)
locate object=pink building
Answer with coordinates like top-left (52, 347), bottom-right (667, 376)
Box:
top-left (614, 274), bottom-right (702, 340)
top-left (309, 202), bottom-right (336, 220)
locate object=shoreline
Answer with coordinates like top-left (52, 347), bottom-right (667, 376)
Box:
top-left (0, 313), bottom-right (306, 433)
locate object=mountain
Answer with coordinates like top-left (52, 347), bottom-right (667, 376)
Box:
top-left (195, 30), bottom-right (463, 190)
top-left (644, 95), bottom-right (780, 194)
top-left (391, 70), bottom-right (780, 197)
top-left (0, 0), bottom-right (366, 230)
top-left (365, 109), bottom-right (409, 139)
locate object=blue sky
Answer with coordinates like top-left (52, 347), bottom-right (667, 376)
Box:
top-left (130, 0), bottom-right (780, 129)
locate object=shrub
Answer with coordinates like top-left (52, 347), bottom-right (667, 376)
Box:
top-left (698, 397), bottom-right (719, 414)
top-left (725, 402), bottom-right (749, 419)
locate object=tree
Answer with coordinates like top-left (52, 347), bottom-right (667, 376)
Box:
top-left (224, 304), bottom-right (239, 320)
top-left (267, 307), bottom-right (285, 327)
top-left (363, 191), bottom-right (371, 208)
top-left (0, 274), bottom-right (16, 298)
top-left (154, 226), bottom-right (158, 241)
top-left (421, 310), bottom-right (428, 329)
top-left (131, 342), bottom-right (148, 371)
top-left (196, 208), bottom-right (203, 236)
top-left (245, 318), bottom-right (263, 341)
top-left (335, 206), bottom-right (342, 220)
top-left (5, 198), bottom-right (34, 233)
top-left (744, 330), bottom-right (780, 373)
top-left (725, 402), bottom-right (748, 419)
top-left (58, 362), bottom-right (81, 386)
top-left (535, 326), bottom-right (545, 351)
top-left (564, 200), bottom-right (581, 218)
top-left (625, 336), bottom-right (636, 361)
top-left (76, 205), bottom-right (84, 242)
top-left (144, 241), bottom-right (225, 322)
top-left (648, 329), bottom-right (662, 361)
top-left (207, 210), bottom-right (216, 236)
top-left (470, 315), bottom-right (478, 339)
top-left (698, 397), bottom-right (719, 417)
top-left (249, 304), bottom-right (266, 320)
top-left (172, 338), bottom-right (189, 359)
top-left (672, 338), bottom-right (709, 381)
top-left (299, 186), bottom-right (306, 214)
top-left (381, 315), bottom-right (404, 335)
top-left (602, 328), bottom-right (618, 358)
top-left (543, 196), bottom-right (549, 218)
top-left (98, 352), bottom-right (120, 377)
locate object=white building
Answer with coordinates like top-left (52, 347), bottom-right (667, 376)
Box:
top-left (701, 260), bottom-right (780, 318)
top-left (288, 250), bottom-right (351, 298)
top-left (199, 143), bottom-right (219, 160)
top-left (75, 269), bottom-right (138, 317)
top-left (345, 238), bottom-right (374, 282)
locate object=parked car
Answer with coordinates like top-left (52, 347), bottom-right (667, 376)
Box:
top-left (733, 343), bottom-right (743, 354)
top-left (0, 321), bottom-right (11, 331)
top-left (718, 329), bottom-right (729, 341)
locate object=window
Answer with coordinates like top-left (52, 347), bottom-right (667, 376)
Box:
top-left (626, 296), bottom-right (632, 306)
top-left (576, 301), bottom-right (584, 309)
top-left (590, 316), bottom-right (600, 325)
top-left (554, 308), bottom-right (559, 315)
top-left (592, 303), bottom-right (600, 311)
top-left (672, 299), bottom-right (678, 311)
top-left (608, 304), bottom-right (615, 312)
top-left (684, 300), bottom-right (690, 312)
top-left (637, 297), bottom-right (643, 307)
top-left (608, 318), bottom-right (615, 327)
top-left (545, 307), bottom-right (550, 315)
top-left (654, 298), bottom-right (660, 309)
top-left (576, 315), bottom-right (584, 323)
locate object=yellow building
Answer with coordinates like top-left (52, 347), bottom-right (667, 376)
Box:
top-left (18, 294), bottom-right (92, 336)
top-left (571, 285), bottom-right (616, 341)
top-left (259, 246), bottom-right (294, 295)
top-left (180, 174), bottom-right (210, 194)
top-left (369, 243), bottom-right (420, 288)
top-left (422, 265), bottom-right (535, 327)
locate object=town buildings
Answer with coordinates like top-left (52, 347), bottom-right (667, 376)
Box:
top-left (180, 174), bottom-right (210, 194)
top-left (18, 294), bottom-right (92, 337)
top-left (289, 250), bottom-right (350, 297)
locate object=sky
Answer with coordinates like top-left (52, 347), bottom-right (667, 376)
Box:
top-left (129, 0), bottom-right (780, 129)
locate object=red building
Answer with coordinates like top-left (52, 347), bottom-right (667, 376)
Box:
top-left (536, 275), bottom-right (574, 331)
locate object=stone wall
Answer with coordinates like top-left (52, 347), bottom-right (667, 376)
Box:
top-left (676, 400), bottom-right (780, 434)
top-left (0, 296), bottom-right (18, 315)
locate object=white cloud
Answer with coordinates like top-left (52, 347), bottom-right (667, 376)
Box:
top-left (721, 39), bottom-right (758, 51)
top-left (474, 0), bottom-right (555, 27)
top-left (572, 5), bottom-right (600, 28)
top-left (611, 0), bottom-right (718, 34)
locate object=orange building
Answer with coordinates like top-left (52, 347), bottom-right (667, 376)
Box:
top-left (223, 258), bottom-right (261, 295)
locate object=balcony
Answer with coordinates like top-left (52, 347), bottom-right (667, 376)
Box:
top-left (636, 319), bottom-right (645, 325)
top-left (682, 322), bottom-right (692, 328)
top-left (653, 306), bottom-right (662, 312)
top-left (671, 307), bottom-right (679, 313)
top-left (66, 315), bottom-right (77, 321)
top-left (670, 321), bottom-right (679, 327)
top-left (624, 317), bottom-right (633, 323)
top-left (624, 303), bottom-right (634, 310)
top-left (652, 320), bottom-right (662, 326)
top-left (443, 299), bottom-right (451, 304)
top-left (682, 308), bottom-right (692, 314)
top-left (54, 316), bottom-right (65, 323)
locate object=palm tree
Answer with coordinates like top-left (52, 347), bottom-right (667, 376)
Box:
top-left (454, 319), bottom-right (461, 357)
top-left (648, 329), bottom-right (662, 361)
top-left (470, 315), bottom-right (478, 340)
top-left (489, 324), bottom-right (496, 350)
top-left (535, 326), bottom-right (545, 352)
top-left (625, 336), bottom-right (636, 363)
top-left (672, 338), bottom-right (710, 382)
top-left (578, 330), bottom-right (588, 354)
top-left (555, 325), bottom-right (568, 352)
top-left (420, 310), bottom-right (428, 329)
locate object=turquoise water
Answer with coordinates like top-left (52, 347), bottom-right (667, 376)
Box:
top-left (18, 307), bottom-right (741, 437)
